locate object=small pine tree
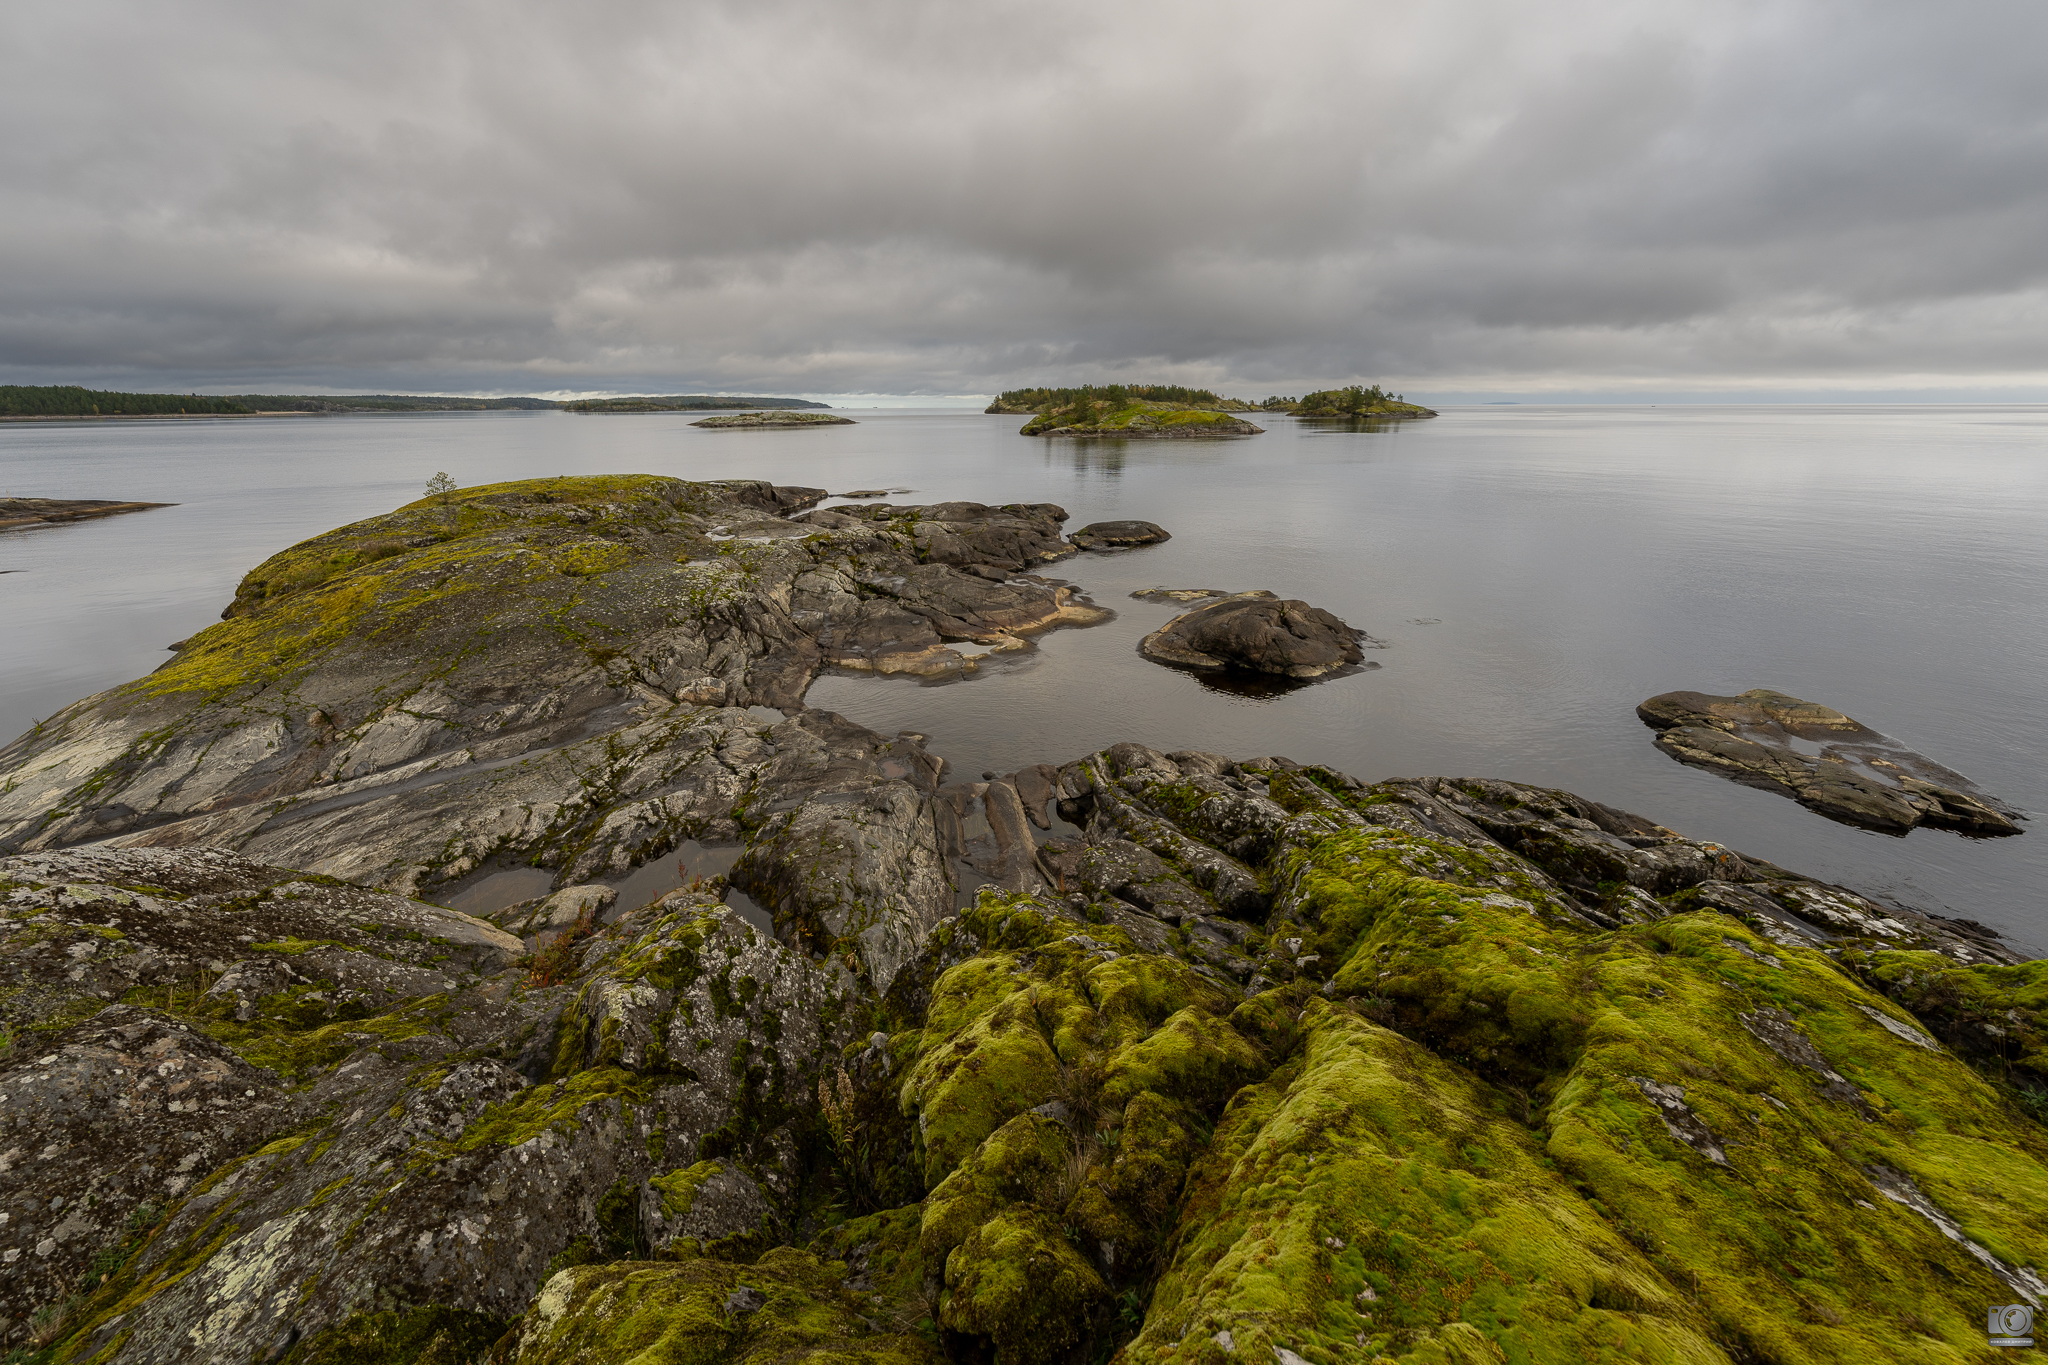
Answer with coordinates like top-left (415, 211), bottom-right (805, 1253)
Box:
top-left (425, 471), bottom-right (458, 504)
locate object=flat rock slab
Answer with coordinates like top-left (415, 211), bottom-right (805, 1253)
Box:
top-left (1070, 520), bottom-right (1170, 550)
top-left (1637, 688), bottom-right (2024, 836)
top-left (0, 498), bottom-right (173, 532)
top-left (1132, 586), bottom-right (1231, 603)
top-left (690, 412), bottom-right (854, 428)
top-left (1139, 590), bottom-right (1368, 679)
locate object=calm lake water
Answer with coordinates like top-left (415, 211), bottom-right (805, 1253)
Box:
top-left (4, 405), bottom-right (2045, 951)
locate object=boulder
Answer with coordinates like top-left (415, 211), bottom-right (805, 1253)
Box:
top-left (1069, 520), bottom-right (1170, 550)
top-left (1138, 590), bottom-right (1368, 679)
top-left (1637, 688), bottom-right (2024, 836)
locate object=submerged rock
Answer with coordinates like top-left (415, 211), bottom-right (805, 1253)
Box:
top-left (1138, 590), bottom-right (1369, 679)
top-left (1638, 688), bottom-right (2025, 836)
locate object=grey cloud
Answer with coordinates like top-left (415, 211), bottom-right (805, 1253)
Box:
top-left (2, 0), bottom-right (2045, 397)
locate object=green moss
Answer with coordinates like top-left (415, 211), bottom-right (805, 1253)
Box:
top-left (440, 1067), bottom-right (652, 1154)
top-left (651, 1160), bottom-right (726, 1220)
top-left (248, 937), bottom-right (346, 955)
top-left (940, 1205), bottom-right (1109, 1364)
top-left (808, 1204), bottom-right (931, 1334)
top-left (131, 474), bottom-right (693, 700)
top-left (276, 1305), bottom-right (510, 1365)
top-left (192, 993), bottom-right (447, 1082)
top-left (510, 1249), bottom-right (941, 1364)
top-left (1125, 1004), bottom-right (1720, 1365)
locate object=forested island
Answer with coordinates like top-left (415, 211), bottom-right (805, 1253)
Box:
top-left (564, 396), bottom-right (830, 413)
top-left (990, 385), bottom-right (1265, 438)
top-left (1261, 384), bottom-right (1437, 418)
top-left (988, 382), bottom-right (1433, 434)
top-left (985, 384), bottom-right (1255, 415)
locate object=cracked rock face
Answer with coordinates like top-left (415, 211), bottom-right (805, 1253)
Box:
top-left (1637, 687), bottom-right (2025, 836)
top-left (0, 850), bottom-right (848, 1361)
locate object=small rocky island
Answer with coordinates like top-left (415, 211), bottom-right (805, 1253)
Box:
top-left (690, 410), bottom-right (854, 428)
top-left (1639, 687), bottom-right (2024, 836)
top-left (1139, 589), bottom-right (1371, 679)
top-left (988, 384), bottom-right (1264, 438)
top-left (0, 482), bottom-right (2041, 1364)
top-left (1267, 384), bottom-right (1437, 419)
top-left (1068, 520), bottom-right (1170, 549)
top-left (0, 496), bottom-right (173, 532)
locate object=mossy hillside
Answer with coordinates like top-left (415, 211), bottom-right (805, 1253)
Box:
top-left (868, 891), bottom-right (1276, 1359)
top-left (509, 1248), bottom-right (942, 1364)
top-left (1281, 822), bottom-right (2048, 1362)
top-left (807, 1203), bottom-right (932, 1338)
top-left (1847, 948), bottom-right (2048, 1090)
top-left (142, 475), bottom-right (712, 702)
top-left (1125, 1002), bottom-right (1725, 1365)
top-left (275, 1304), bottom-right (510, 1365)
top-left (897, 892), bottom-right (1249, 1188)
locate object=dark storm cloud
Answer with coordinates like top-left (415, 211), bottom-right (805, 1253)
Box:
top-left (3, 0), bottom-right (2044, 396)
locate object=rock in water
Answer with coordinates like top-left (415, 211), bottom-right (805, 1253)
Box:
top-left (1637, 688), bottom-right (2024, 836)
top-left (1139, 589), bottom-right (1367, 679)
top-left (1068, 520), bottom-right (1170, 550)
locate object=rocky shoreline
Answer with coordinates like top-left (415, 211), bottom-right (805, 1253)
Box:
top-left (0, 479), bottom-right (2043, 1364)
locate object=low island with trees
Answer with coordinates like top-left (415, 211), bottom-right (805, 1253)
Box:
top-left (1260, 384), bottom-right (1437, 418)
top-left (565, 395), bottom-right (830, 413)
top-left (689, 410), bottom-right (854, 428)
top-left (993, 384), bottom-right (1265, 438)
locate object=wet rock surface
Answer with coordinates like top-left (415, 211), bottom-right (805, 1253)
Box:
top-left (1638, 687), bottom-right (2025, 836)
top-left (1138, 590), bottom-right (1371, 679)
top-left (0, 487), bottom-right (2044, 1364)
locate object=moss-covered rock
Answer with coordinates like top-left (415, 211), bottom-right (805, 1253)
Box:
top-left (503, 1248), bottom-right (941, 1363)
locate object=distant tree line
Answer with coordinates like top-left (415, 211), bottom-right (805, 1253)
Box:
top-left (0, 385), bottom-right (253, 417)
top-left (999, 384), bottom-right (1220, 411)
top-left (562, 396), bottom-right (829, 412)
top-left (233, 394), bottom-right (559, 412)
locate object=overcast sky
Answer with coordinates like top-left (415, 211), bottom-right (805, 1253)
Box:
top-left (4, 0), bottom-right (2045, 400)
